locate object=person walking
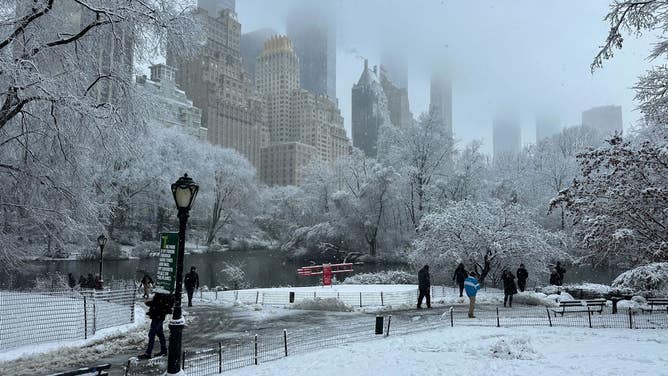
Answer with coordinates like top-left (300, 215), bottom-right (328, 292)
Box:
top-left (464, 271), bottom-right (480, 318)
top-left (140, 274), bottom-right (154, 299)
top-left (516, 264), bottom-right (528, 292)
top-left (417, 265), bottom-right (431, 309)
top-left (501, 270), bottom-right (518, 307)
top-left (452, 263), bottom-right (468, 297)
top-left (555, 262), bottom-right (566, 286)
top-left (184, 266), bottom-right (199, 307)
top-left (549, 268), bottom-right (560, 285)
top-left (138, 292), bottom-right (174, 359)
top-left (67, 273), bottom-right (76, 289)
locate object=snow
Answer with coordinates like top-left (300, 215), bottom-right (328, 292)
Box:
top-left (612, 263), bottom-right (668, 295)
top-left (289, 297), bottom-right (354, 312)
top-left (222, 326), bottom-right (668, 376)
top-left (0, 305), bottom-right (145, 363)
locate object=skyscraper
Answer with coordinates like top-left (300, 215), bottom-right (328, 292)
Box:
top-left (581, 105), bottom-right (623, 136)
top-left (197, 0), bottom-right (235, 15)
top-left (429, 71), bottom-right (453, 137)
top-left (536, 114), bottom-right (561, 142)
top-left (286, 5), bottom-right (336, 99)
top-left (381, 49), bottom-right (408, 90)
top-left (241, 28), bottom-right (277, 86)
top-left (352, 60), bottom-right (390, 158)
top-left (379, 66), bottom-right (412, 129)
top-left (493, 112), bottom-right (522, 160)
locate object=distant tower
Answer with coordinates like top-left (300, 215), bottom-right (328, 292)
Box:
top-left (286, 5), bottom-right (336, 99)
top-left (581, 105), bottom-right (623, 136)
top-left (241, 28), bottom-right (277, 86)
top-left (429, 71), bottom-right (453, 137)
top-left (352, 60), bottom-right (390, 158)
top-left (381, 49), bottom-right (408, 90)
top-left (379, 66), bottom-right (412, 128)
top-left (197, 0), bottom-right (235, 15)
top-left (535, 113), bottom-right (561, 142)
top-left (493, 112), bottom-right (522, 160)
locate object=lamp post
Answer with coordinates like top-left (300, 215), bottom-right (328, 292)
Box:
top-left (97, 234), bottom-right (107, 287)
top-left (167, 174), bottom-right (199, 376)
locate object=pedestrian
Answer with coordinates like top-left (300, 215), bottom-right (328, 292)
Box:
top-left (516, 264), bottom-right (528, 292)
top-left (452, 263), bottom-right (468, 297)
top-left (137, 292), bottom-right (174, 360)
top-left (68, 273), bottom-right (76, 289)
top-left (464, 271), bottom-right (481, 318)
top-left (555, 262), bottom-right (566, 286)
top-left (184, 266), bottom-right (199, 307)
top-left (94, 274), bottom-right (102, 290)
top-left (549, 268), bottom-right (560, 285)
top-left (78, 274), bottom-right (87, 288)
top-left (86, 273), bottom-right (95, 289)
top-left (141, 274), bottom-right (154, 299)
top-left (501, 270), bottom-right (518, 307)
top-left (417, 265), bottom-right (431, 309)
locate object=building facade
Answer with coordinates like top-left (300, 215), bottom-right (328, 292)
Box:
top-left (581, 105), bottom-right (623, 136)
top-left (379, 66), bottom-right (412, 129)
top-left (137, 64), bottom-right (205, 140)
top-left (286, 6), bottom-right (336, 99)
top-left (351, 60), bottom-right (391, 158)
top-left (429, 71), bottom-right (453, 137)
top-left (241, 28), bottom-right (277, 86)
top-left (535, 114), bottom-right (561, 143)
top-left (197, 0), bottom-right (235, 15)
top-left (493, 112), bottom-right (522, 160)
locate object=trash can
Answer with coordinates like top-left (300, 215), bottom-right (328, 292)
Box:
top-left (375, 316), bottom-right (384, 335)
top-left (289, 291), bottom-right (295, 303)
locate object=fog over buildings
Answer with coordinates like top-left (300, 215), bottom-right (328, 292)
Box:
top-left (230, 0), bottom-right (652, 154)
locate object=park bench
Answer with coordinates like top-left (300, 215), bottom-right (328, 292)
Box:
top-left (552, 299), bottom-right (606, 317)
top-left (643, 298), bottom-right (668, 313)
top-left (47, 364), bottom-right (111, 376)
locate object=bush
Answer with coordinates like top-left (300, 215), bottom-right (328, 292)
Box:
top-left (343, 270), bottom-right (416, 285)
top-left (131, 241), bottom-right (156, 259)
top-left (612, 263), bottom-right (668, 296)
top-left (79, 241), bottom-right (123, 260)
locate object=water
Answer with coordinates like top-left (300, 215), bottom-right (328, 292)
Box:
top-left (3, 250), bottom-right (388, 289)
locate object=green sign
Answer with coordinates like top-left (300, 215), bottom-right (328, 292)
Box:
top-left (156, 232), bottom-right (179, 293)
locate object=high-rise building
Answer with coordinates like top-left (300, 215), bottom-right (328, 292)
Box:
top-left (197, 0), bottom-right (235, 15)
top-left (535, 114), bottom-right (561, 143)
top-left (136, 64), bottom-right (206, 140)
top-left (241, 28), bottom-right (277, 86)
top-left (286, 5), bottom-right (336, 99)
top-left (581, 105), bottom-right (623, 136)
top-left (379, 66), bottom-right (412, 129)
top-left (351, 60), bottom-right (391, 158)
top-left (168, 7), bottom-right (268, 170)
top-left (493, 112), bottom-right (522, 160)
top-left (429, 71), bottom-right (453, 137)
top-left (381, 49), bottom-right (408, 90)
top-left (256, 36), bottom-right (349, 186)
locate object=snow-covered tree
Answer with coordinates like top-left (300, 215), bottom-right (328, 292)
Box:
top-left (411, 200), bottom-right (567, 284)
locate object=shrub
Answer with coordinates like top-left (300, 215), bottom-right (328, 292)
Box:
top-left (343, 270), bottom-right (416, 285)
top-left (612, 263), bottom-right (668, 296)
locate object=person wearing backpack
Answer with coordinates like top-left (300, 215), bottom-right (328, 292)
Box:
top-left (184, 266), bottom-right (199, 307)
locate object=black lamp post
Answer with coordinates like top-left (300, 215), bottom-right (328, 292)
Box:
top-left (97, 234), bottom-right (107, 286)
top-left (167, 174), bottom-right (199, 375)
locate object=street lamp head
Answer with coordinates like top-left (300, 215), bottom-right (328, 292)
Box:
top-left (97, 234), bottom-right (107, 247)
top-left (171, 173), bottom-right (199, 210)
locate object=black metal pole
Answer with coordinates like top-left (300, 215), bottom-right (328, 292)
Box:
top-left (98, 244), bottom-right (104, 283)
top-left (167, 207), bottom-right (188, 375)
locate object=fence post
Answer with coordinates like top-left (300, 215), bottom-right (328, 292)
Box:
top-left (215, 290), bottom-right (218, 300)
top-left (313, 291), bottom-right (316, 299)
top-left (131, 288), bottom-right (136, 323)
top-left (125, 359), bottom-right (131, 376)
top-left (628, 308), bottom-right (633, 329)
top-left (255, 291), bottom-right (259, 304)
top-left (380, 292), bottom-right (384, 306)
top-left (83, 295), bottom-right (88, 340)
top-left (587, 307), bottom-right (592, 328)
top-left (496, 307), bottom-right (500, 327)
top-left (442, 285), bottom-right (445, 296)
top-left (219, 342), bottom-right (223, 373)
top-left (449, 307), bottom-right (454, 327)
top-left (254, 334), bottom-right (258, 365)
top-left (386, 315), bottom-right (392, 336)
top-left (283, 329), bottom-right (288, 357)
top-left (93, 300), bottom-right (97, 335)
top-left (235, 290), bottom-right (238, 301)
top-left (182, 351), bottom-right (186, 370)
top-left (431, 286), bottom-right (434, 300)
top-left (546, 307), bottom-right (553, 327)
top-left (359, 292), bottom-right (362, 307)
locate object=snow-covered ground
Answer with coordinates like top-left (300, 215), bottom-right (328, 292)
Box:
top-left (222, 326), bottom-right (668, 376)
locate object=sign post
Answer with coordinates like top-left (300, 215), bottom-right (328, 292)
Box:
top-left (156, 232), bottom-right (179, 293)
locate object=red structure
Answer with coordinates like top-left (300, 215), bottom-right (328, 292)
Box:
top-left (297, 263), bottom-right (354, 286)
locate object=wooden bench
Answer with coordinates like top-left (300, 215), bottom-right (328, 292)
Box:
top-left (644, 298), bottom-right (668, 313)
top-left (552, 299), bottom-right (606, 316)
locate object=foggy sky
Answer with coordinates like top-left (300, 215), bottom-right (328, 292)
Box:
top-left (236, 0), bottom-right (653, 154)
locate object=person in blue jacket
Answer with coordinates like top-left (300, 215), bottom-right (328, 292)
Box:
top-left (464, 271), bottom-right (481, 318)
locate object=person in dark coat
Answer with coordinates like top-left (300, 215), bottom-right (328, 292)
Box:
top-left (86, 273), bottom-right (95, 288)
top-left (452, 263), bottom-right (468, 297)
top-left (417, 265), bottom-right (431, 309)
top-left (516, 264), bottom-right (528, 292)
top-left (68, 273), bottom-right (76, 289)
top-left (78, 274), bottom-right (87, 288)
top-left (555, 262), bottom-right (566, 286)
top-left (184, 266), bottom-right (199, 307)
top-left (549, 268), bottom-right (560, 285)
top-left (138, 292), bottom-right (174, 359)
top-left (141, 275), bottom-right (154, 299)
top-left (501, 270), bottom-right (518, 307)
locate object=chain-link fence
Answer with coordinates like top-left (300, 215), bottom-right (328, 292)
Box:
top-left (125, 304), bottom-right (667, 376)
top-left (0, 284), bottom-right (136, 351)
